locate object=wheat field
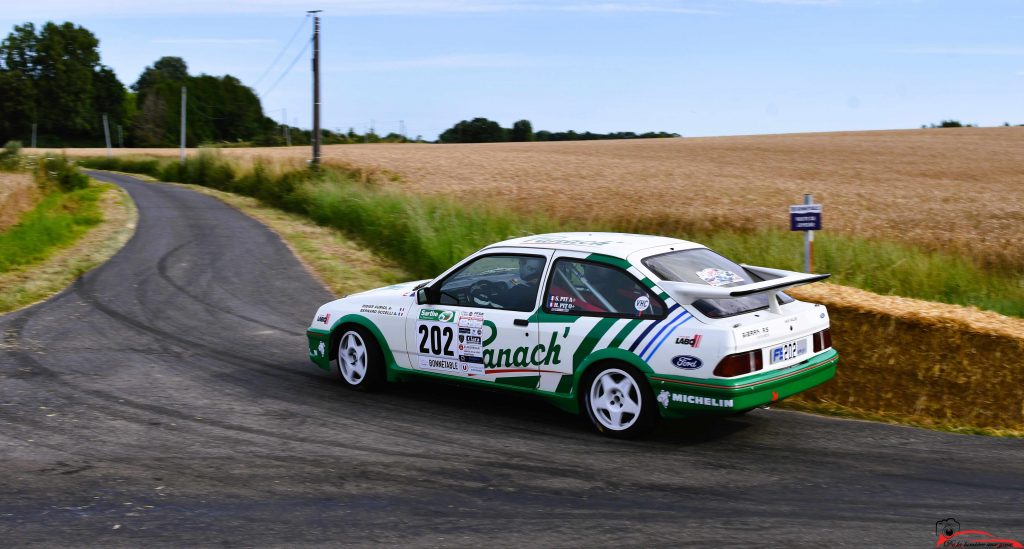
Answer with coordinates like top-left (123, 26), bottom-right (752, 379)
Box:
top-left (45, 127), bottom-right (1024, 268)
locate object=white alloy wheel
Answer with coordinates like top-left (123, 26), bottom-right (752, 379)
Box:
top-left (588, 368), bottom-right (643, 431)
top-left (337, 330), bottom-right (368, 386)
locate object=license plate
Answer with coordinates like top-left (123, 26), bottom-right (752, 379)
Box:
top-left (769, 338), bottom-right (808, 364)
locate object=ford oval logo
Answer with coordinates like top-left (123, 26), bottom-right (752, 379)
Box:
top-left (672, 355), bottom-right (702, 370)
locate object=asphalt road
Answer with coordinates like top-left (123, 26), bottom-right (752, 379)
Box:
top-left (1, 171), bottom-right (1022, 548)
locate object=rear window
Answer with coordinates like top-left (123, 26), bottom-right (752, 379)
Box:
top-left (642, 248), bottom-right (792, 318)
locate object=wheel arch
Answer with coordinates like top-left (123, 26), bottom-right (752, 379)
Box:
top-left (569, 348), bottom-right (655, 411)
top-left (328, 314), bottom-right (401, 379)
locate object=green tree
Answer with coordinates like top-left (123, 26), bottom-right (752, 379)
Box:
top-left (438, 117), bottom-right (507, 143)
top-left (131, 57), bottom-right (273, 146)
top-left (0, 21), bottom-right (128, 145)
top-left (510, 119), bottom-right (533, 142)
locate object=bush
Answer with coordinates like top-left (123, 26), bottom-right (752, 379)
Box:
top-left (0, 140), bottom-right (22, 170)
top-left (35, 155), bottom-right (89, 192)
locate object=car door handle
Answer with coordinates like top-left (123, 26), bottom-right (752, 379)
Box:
top-left (513, 319), bottom-right (529, 326)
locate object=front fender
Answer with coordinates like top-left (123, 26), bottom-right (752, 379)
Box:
top-left (309, 314), bottom-right (402, 381)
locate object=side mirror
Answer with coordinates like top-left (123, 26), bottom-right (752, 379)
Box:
top-left (416, 288), bottom-right (430, 305)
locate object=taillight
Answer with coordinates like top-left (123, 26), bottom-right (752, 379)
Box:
top-left (714, 350), bottom-right (764, 378)
top-left (813, 328), bottom-right (833, 352)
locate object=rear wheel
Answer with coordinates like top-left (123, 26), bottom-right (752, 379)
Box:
top-left (335, 325), bottom-right (385, 391)
top-left (583, 364), bottom-right (657, 438)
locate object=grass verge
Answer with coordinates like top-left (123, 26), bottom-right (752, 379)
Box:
top-left (0, 185), bottom-right (104, 272)
top-left (0, 182), bottom-right (137, 314)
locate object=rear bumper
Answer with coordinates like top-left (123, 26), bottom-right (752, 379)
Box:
top-left (648, 348), bottom-right (838, 418)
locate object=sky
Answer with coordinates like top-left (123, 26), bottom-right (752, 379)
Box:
top-left (1, 0), bottom-right (1022, 140)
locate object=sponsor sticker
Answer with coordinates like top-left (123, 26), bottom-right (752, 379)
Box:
top-left (548, 295), bottom-right (575, 312)
top-left (419, 309), bottom-right (455, 322)
top-left (520, 235), bottom-right (623, 246)
top-left (674, 334), bottom-right (702, 348)
top-left (695, 268), bottom-right (744, 287)
top-left (315, 313), bottom-right (330, 325)
top-left (656, 390), bottom-right (733, 408)
top-left (634, 296), bottom-right (650, 312)
top-left (671, 355), bottom-right (703, 370)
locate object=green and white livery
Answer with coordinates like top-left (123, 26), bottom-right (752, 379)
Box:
top-left (307, 232), bottom-right (838, 438)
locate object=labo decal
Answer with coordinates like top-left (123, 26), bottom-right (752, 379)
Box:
top-left (674, 334), bottom-right (702, 348)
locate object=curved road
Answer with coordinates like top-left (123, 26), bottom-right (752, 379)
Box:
top-left (1, 172), bottom-right (1021, 547)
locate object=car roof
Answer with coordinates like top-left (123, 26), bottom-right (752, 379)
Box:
top-left (487, 232), bottom-right (704, 258)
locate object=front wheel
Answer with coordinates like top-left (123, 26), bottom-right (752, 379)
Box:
top-left (583, 365), bottom-right (657, 438)
top-left (335, 326), bottom-right (385, 391)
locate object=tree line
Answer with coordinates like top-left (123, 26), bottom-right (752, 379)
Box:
top-left (0, 21), bottom-right (286, 148)
top-left (1, 21), bottom-right (678, 148)
top-left (438, 117), bottom-right (680, 144)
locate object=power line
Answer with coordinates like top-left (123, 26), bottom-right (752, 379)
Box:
top-left (261, 36), bottom-right (312, 99)
top-left (252, 15), bottom-right (310, 90)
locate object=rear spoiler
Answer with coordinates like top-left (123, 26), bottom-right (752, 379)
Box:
top-left (659, 265), bottom-right (829, 315)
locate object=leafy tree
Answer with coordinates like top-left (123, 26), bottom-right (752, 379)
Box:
top-left (132, 56), bottom-right (188, 93)
top-left (439, 117), bottom-right (507, 143)
top-left (510, 119), bottom-right (533, 142)
top-left (130, 57), bottom-right (275, 146)
top-left (0, 21), bottom-right (127, 145)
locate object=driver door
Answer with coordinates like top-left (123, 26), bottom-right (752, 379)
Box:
top-left (405, 251), bottom-right (552, 385)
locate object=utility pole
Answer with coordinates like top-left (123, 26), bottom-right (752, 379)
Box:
top-left (283, 108), bottom-right (291, 146)
top-left (102, 113), bottom-right (112, 158)
top-left (309, 10), bottom-right (322, 167)
top-left (180, 86), bottom-right (187, 165)
top-left (31, 123), bottom-right (36, 148)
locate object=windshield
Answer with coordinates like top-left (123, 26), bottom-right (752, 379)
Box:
top-left (642, 248), bottom-right (792, 318)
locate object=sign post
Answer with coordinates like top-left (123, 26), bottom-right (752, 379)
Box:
top-left (789, 195), bottom-right (822, 273)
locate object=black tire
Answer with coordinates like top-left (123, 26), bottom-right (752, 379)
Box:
top-left (334, 325), bottom-right (386, 391)
top-left (581, 363), bottom-right (658, 439)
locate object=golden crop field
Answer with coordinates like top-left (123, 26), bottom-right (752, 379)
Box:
top-left (48, 126), bottom-right (1024, 268)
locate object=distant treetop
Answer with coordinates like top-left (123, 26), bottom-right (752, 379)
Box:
top-left (438, 117), bottom-right (680, 143)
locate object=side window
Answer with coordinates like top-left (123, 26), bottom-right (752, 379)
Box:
top-left (436, 254), bottom-right (545, 312)
top-left (544, 259), bottom-right (665, 318)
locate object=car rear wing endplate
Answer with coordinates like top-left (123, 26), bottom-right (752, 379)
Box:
top-left (659, 265), bottom-right (829, 315)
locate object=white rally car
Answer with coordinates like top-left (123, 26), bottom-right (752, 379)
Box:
top-left (307, 233), bottom-right (838, 437)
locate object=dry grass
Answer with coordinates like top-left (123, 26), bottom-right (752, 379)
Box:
top-left (0, 183), bottom-right (137, 314)
top-left (0, 172), bottom-right (39, 232)
top-left (42, 126), bottom-right (1024, 268)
